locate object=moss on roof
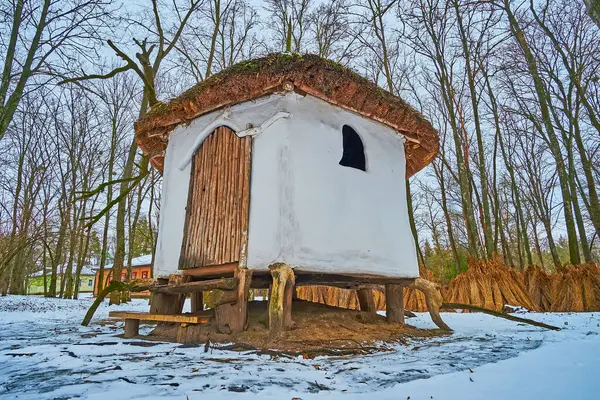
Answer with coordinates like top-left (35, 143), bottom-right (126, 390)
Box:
top-left (135, 53), bottom-right (439, 177)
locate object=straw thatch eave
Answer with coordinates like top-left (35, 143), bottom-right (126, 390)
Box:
top-left (134, 53), bottom-right (439, 177)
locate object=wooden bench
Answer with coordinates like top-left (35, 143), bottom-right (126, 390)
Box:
top-left (109, 311), bottom-right (212, 338)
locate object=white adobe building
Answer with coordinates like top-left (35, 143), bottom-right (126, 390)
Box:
top-left (135, 54), bottom-right (444, 333)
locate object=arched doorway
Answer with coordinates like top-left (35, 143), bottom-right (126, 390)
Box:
top-left (178, 126), bottom-right (252, 270)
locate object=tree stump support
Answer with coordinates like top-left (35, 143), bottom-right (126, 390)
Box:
top-left (385, 284), bottom-right (404, 324)
top-left (409, 277), bottom-right (452, 331)
top-left (357, 288), bottom-right (377, 313)
top-left (268, 263), bottom-right (295, 332)
top-left (124, 318), bottom-right (140, 338)
top-left (150, 275), bottom-right (186, 315)
top-left (215, 267), bottom-right (252, 333)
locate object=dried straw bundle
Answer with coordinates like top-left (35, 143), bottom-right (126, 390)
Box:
top-left (296, 266), bottom-right (438, 312)
top-left (297, 285), bottom-right (424, 312)
top-left (373, 289), bottom-right (386, 310)
top-left (297, 281), bottom-right (433, 313)
top-left (551, 263), bottom-right (600, 312)
top-left (296, 286), bottom-right (360, 310)
top-left (523, 266), bottom-right (555, 311)
top-left (444, 258), bottom-right (537, 312)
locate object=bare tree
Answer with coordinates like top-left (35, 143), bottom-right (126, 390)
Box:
top-left (60, 0), bottom-right (202, 305)
top-left (264, 0), bottom-right (314, 52)
top-left (0, 0), bottom-right (114, 142)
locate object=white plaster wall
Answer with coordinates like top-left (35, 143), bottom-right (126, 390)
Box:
top-left (154, 92), bottom-right (418, 279)
top-left (153, 95), bottom-right (288, 277)
top-left (246, 95), bottom-right (418, 278)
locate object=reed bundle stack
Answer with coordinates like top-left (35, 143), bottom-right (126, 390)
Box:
top-left (551, 263), bottom-right (600, 312)
top-left (444, 259), bottom-right (537, 312)
top-left (296, 286), bottom-right (360, 310)
top-left (296, 266), bottom-right (436, 312)
top-left (523, 266), bottom-right (555, 311)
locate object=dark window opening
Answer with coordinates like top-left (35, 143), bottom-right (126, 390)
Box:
top-left (339, 125), bottom-right (366, 171)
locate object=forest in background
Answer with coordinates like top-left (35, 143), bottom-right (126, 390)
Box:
top-left (1, 0), bottom-right (599, 299)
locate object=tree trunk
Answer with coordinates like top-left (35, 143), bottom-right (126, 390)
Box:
top-left (453, 0), bottom-right (494, 258)
top-left (109, 138), bottom-right (138, 305)
top-left (504, 0), bottom-right (580, 265)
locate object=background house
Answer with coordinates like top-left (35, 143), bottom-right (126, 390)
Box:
top-left (93, 254), bottom-right (153, 296)
top-left (27, 265), bottom-right (96, 295)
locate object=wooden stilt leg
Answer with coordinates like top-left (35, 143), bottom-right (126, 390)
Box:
top-left (268, 263), bottom-right (295, 332)
top-left (409, 278), bottom-right (451, 331)
top-left (215, 268), bottom-right (252, 333)
top-left (150, 275), bottom-right (186, 314)
top-left (385, 284), bottom-right (404, 324)
top-left (267, 284), bottom-right (272, 301)
top-left (357, 288), bottom-right (377, 312)
top-left (283, 278), bottom-right (295, 329)
top-left (190, 291), bottom-right (204, 313)
top-left (124, 319), bottom-right (140, 338)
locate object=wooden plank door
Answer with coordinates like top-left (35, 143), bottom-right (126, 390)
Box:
top-left (179, 126), bottom-right (252, 270)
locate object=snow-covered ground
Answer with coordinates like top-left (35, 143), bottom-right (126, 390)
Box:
top-left (1, 295), bottom-right (599, 399)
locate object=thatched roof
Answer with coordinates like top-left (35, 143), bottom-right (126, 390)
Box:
top-left (135, 53), bottom-right (439, 177)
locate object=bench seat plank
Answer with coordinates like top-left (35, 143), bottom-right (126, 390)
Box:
top-left (109, 311), bottom-right (212, 324)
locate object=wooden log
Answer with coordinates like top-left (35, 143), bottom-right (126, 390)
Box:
top-left (215, 290), bottom-right (238, 306)
top-left (181, 263), bottom-right (237, 278)
top-left (357, 288), bottom-right (377, 312)
top-left (124, 319), bottom-right (140, 338)
top-left (294, 272), bottom-right (415, 286)
top-left (268, 263), bottom-right (295, 332)
top-left (385, 284), bottom-right (404, 324)
top-left (190, 291), bottom-right (204, 312)
top-left (442, 303), bottom-right (560, 331)
top-left (409, 278), bottom-right (451, 331)
top-left (153, 277), bottom-right (238, 294)
top-left (109, 311), bottom-right (212, 324)
top-left (215, 268), bottom-right (252, 333)
top-left (251, 273), bottom-right (414, 290)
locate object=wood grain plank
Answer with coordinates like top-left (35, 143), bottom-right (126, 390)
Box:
top-left (152, 277), bottom-right (239, 294)
top-left (109, 311), bottom-right (212, 324)
top-left (179, 127), bottom-right (251, 270)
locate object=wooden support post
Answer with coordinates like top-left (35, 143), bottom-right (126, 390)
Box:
top-left (283, 274), bottom-right (295, 329)
top-left (150, 275), bottom-right (186, 315)
top-left (181, 263), bottom-right (237, 278)
top-left (409, 278), bottom-right (451, 331)
top-left (385, 284), bottom-right (404, 324)
top-left (124, 318), bottom-right (140, 338)
top-left (190, 291), bottom-right (204, 313)
top-left (357, 288), bottom-right (377, 313)
top-left (268, 263), bottom-right (295, 332)
top-left (215, 268), bottom-right (252, 333)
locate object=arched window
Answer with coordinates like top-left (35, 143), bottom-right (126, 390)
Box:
top-left (339, 125), bottom-right (366, 171)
